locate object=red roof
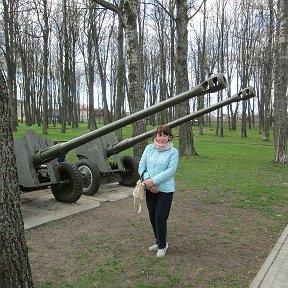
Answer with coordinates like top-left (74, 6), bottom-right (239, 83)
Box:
top-left (79, 104), bottom-right (88, 110)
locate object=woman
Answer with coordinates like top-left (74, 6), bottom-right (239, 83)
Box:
top-left (138, 125), bottom-right (179, 257)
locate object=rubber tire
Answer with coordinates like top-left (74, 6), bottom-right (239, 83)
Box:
top-left (51, 162), bottom-right (83, 203)
top-left (119, 155), bottom-right (139, 187)
top-left (75, 158), bottom-right (101, 196)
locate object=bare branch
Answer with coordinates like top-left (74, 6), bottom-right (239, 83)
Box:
top-left (189, 0), bottom-right (206, 21)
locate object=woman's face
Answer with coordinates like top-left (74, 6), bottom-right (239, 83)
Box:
top-left (155, 132), bottom-right (170, 144)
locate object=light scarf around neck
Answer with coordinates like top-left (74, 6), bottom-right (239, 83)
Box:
top-left (153, 139), bottom-right (173, 151)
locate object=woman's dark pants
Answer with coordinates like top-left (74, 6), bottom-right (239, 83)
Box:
top-left (146, 190), bottom-right (173, 249)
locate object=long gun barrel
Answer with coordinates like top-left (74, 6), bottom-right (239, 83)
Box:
top-left (32, 73), bottom-right (226, 165)
top-left (106, 86), bottom-right (255, 157)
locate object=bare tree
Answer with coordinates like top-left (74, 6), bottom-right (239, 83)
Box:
top-left (93, 0), bottom-right (147, 159)
top-left (114, 0), bottom-right (125, 140)
top-left (261, 0), bottom-right (275, 141)
top-left (215, 0), bottom-right (228, 137)
top-left (0, 68), bottom-right (34, 287)
top-left (59, 0), bottom-right (72, 132)
top-left (168, 0), bottom-right (176, 123)
top-left (153, 4), bottom-right (169, 124)
top-left (146, 48), bottom-right (160, 126)
top-left (175, 0), bottom-right (196, 156)
top-left (53, 0), bottom-right (81, 131)
top-left (80, 3), bottom-right (97, 131)
top-left (2, 0), bottom-right (18, 131)
top-left (123, 0), bottom-right (146, 159)
top-left (232, 0), bottom-right (258, 138)
top-left (15, 20), bottom-right (35, 127)
top-left (90, 0), bottom-right (127, 138)
top-left (32, 0), bottom-right (51, 134)
top-left (94, 12), bottom-right (113, 125)
top-left (66, 0), bottom-right (81, 128)
top-left (197, 0), bottom-right (207, 135)
top-left (274, 0), bottom-right (288, 163)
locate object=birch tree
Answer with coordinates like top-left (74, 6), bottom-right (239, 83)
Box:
top-left (261, 0), bottom-right (274, 141)
top-left (94, 0), bottom-right (147, 159)
top-left (123, 0), bottom-right (146, 159)
top-left (274, 0), bottom-right (288, 163)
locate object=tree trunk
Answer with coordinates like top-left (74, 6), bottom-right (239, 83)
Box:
top-left (70, 45), bottom-right (79, 129)
top-left (123, 0), bottom-right (147, 160)
top-left (176, 0), bottom-right (196, 156)
top-left (41, 0), bottom-right (49, 135)
top-left (61, 0), bottom-right (68, 133)
top-left (262, 0), bottom-right (274, 141)
top-left (198, 0), bottom-right (207, 136)
top-left (0, 68), bottom-right (34, 287)
top-left (88, 9), bottom-right (97, 131)
top-left (115, 0), bottom-right (125, 140)
top-left (169, 2), bottom-right (176, 123)
top-left (3, 0), bottom-right (18, 132)
top-left (19, 50), bottom-right (33, 127)
top-left (274, 0), bottom-right (288, 163)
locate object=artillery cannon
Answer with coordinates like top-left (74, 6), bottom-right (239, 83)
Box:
top-left (106, 86), bottom-right (256, 156)
top-left (77, 86), bottom-right (256, 196)
top-left (15, 73), bottom-right (227, 203)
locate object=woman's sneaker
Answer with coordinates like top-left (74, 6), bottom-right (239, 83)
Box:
top-left (148, 244), bottom-right (158, 251)
top-left (156, 243), bottom-right (168, 257)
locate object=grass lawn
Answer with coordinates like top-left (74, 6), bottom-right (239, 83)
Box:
top-left (15, 122), bottom-right (288, 223)
top-left (18, 122), bottom-right (288, 287)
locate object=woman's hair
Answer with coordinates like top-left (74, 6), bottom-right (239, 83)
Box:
top-left (152, 125), bottom-right (173, 141)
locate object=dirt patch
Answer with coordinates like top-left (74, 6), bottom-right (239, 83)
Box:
top-left (25, 190), bottom-right (278, 288)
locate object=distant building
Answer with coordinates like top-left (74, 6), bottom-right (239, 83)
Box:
top-left (17, 101), bottom-right (104, 123)
top-left (17, 99), bottom-right (23, 121)
top-left (94, 108), bottom-right (104, 123)
top-left (80, 105), bottom-right (104, 123)
top-left (79, 104), bottom-right (88, 121)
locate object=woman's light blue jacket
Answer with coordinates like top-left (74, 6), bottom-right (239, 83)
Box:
top-left (138, 143), bottom-right (179, 193)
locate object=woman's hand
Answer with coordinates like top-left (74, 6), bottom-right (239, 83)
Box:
top-left (145, 179), bottom-right (159, 193)
top-left (150, 186), bottom-right (159, 193)
top-left (145, 178), bottom-right (154, 188)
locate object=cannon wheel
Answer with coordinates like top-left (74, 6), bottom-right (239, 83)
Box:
top-left (51, 162), bottom-right (83, 203)
top-left (119, 155), bottom-right (139, 187)
top-left (75, 158), bottom-right (101, 196)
